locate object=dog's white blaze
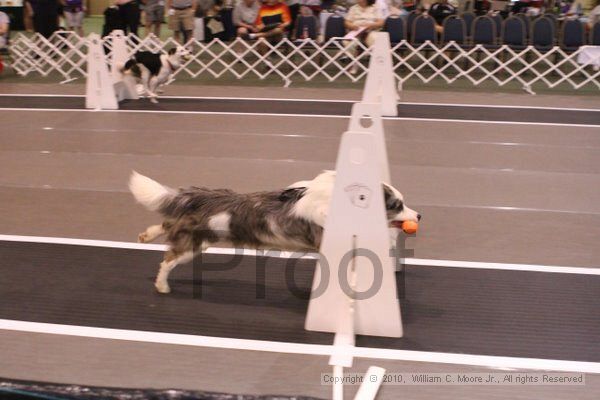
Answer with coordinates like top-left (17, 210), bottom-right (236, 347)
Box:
top-left (128, 171), bottom-right (175, 212)
top-left (291, 171), bottom-right (335, 227)
top-left (208, 212), bottom-right (231, 237)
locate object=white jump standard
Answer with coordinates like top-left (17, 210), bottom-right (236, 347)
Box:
top-left (85, 30), bottom-right (138, 110)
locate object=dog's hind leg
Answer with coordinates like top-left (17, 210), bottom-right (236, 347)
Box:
top-left (155, 243), bottom-right (207, 294)
top-left (140, 69), bottom-right (151, 98)
top-left (138, 224), bottom-right (164, 243)
top-left (148, 76), bottom-right (160, 103)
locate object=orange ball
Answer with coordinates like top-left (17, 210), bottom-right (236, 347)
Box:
top-left (402, 221), bottom-right (418, 234)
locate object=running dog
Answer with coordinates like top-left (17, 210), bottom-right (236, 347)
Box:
top-left (122, 47), bottom-right (190, 103)
top-left (129, 171), bottom-right (420, 294)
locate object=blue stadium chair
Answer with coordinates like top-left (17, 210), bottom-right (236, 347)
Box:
top-left (320, 14), bottom-right (346, 66)
top-left (442, 15), bottom-right (468, 47)
top-left (384, 15), bottom-right (406, 45)
top-left (502, 16), bottom-right (526, 50)
top-left (560, 19), bottom-right (585, 52)
top-left (591, 21), bottom-right (600, 46)
top-left (324, 14), bottom-right (346, 41)
top-left (411, 14), bottom-right (437, 45)
top-left (461, 11), bottom-right (476, 39)
top-left (294, 15), bottom-right (318, 41)
top-left (406, 10), bottom-right (420, 41)
top-left (472, 15), bottom-right (499, 49)
top-left (491, 13), bottom-right (503, 39)
top-left (542, 13), bottom-right (558, 30)
top-left (531, 16), bottom-right (555, 52)
top-left (515, 13), bottom-right (531, 38)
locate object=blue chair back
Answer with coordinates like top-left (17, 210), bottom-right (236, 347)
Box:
top-left (591, 22), bottom-right (600, 46)
top-left (442, 15), bottom-right (466, 44)
top-left (502, 16), bottom-right (526, 47)
top-left (532, 16), bottom-right (555, 49)
top-left (472, 15), bottom-right (496, 45)
top-left (407, 11), bottom-right (420, 40)
top-left (561, 19), bottom-right (585, 50)
top-left (412, 14), bottom-right (436, 45)
top-left (295, 15), bottom-right (318, 40)
top-left (515, 13), bottom-right (530, 37)
top-left (461, 12), bottom-right (475, 37)
top-left (324, 14), bottom-right (346, 41)
top-left (491, 13), bottom-right (502, 37)
top-left (542, 13), bottom-right (557, 29)
top-left (384, 15), bottom-right (406, 44)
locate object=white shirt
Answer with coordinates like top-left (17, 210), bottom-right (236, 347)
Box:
top-left (0, 12), bottom-right (9, 49)
top-left (376, 0), bottom-right (389, 19)
top-left (345, 4), bottom-right (384, 28)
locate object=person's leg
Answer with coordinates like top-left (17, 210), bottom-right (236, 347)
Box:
top-left (154, 6), bottom-right (164, 37)
top-left (288, 3), bottom-right (300, 34)
top-left (168, 8), bottom-right (180, 42)
top-left (237, 26), bottom-right (248, 37)
top-left (76, 12), bottom-right (84, 36)
top-left (129, 2), bottom-right (140, 36)
top-left (146, 5), bottom-right (157, 36)
top-left (254, 27), bottom-right (283, 39)
top-left (220, 8), bottom-right (235, 41)
top-left (63, 11), bottom-right (72, 31)
top-left (143, 6), bottom-right (151, 36)
top-left (118, 4), bottom-right (129, 33)
top-left (349, 31), bottom-right (376, 74)
top-left (181, 30), bottom-right (190, 43)
top-left (364, 31), bottom-right (376, 47)
top-left (181, 8), bottom-right (194, 45)
top-left (67, 10), bottom-right (84, 36)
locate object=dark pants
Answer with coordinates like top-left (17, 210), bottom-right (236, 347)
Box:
top-left (288, 3), bottom-right (300, 34)
top-left (118, 1), bottom-right (140, 35)
top-left (32, 0), bottom-right (59, 39)
top-left (220, 8), bottom-right (235, 41)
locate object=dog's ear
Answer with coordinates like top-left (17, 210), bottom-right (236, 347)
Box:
top-left (382, 183), bottom-right (403, 211)
top-left (279, 187), bottom-right (307, 202)
top-left (168, 48), bottom-right (177, 55)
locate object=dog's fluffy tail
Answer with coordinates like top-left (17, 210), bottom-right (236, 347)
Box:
top-left (129, 171), bottom-right (176, 212)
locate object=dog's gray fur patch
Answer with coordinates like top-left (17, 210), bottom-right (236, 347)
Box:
top-left (159, 187), bottom-right (323, 255)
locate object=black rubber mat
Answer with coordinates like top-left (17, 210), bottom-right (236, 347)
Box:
top-left (1, 241), bottom-right (599, 362)
top-left (1, 95), bottom-right (599, 125)
top-left (0, 378), bottom-right (324, 400)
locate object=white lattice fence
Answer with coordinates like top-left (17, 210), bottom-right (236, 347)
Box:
top-left (7, 31), bottom-right (600, 91)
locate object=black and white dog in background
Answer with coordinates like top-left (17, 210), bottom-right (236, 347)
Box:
top-left (129, 171), bottom-right (421, 294)
top-left (122, 47), bottom-right (191, 103)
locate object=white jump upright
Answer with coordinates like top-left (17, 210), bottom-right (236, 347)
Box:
top-left (305, 32), bottom-right (402, 400)
top-left (305, 105), bottom-right (401, 399)
top-left (111, 30), bottom-right (139, 102)
top-left (85, 33), bottom-right (118, 110)
top-left (361, 32), bottom-right (399, 116)
top-left (304, 101), bottom-right (402, 334)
